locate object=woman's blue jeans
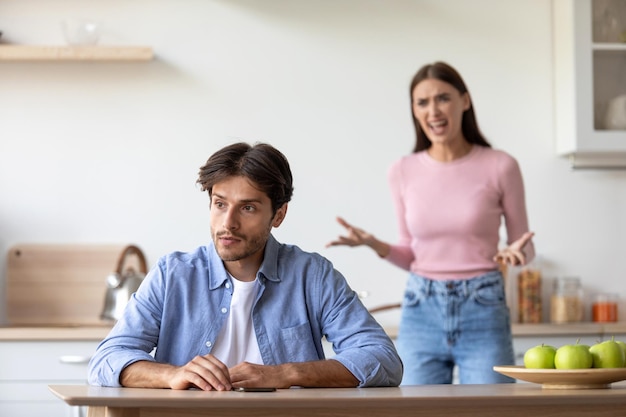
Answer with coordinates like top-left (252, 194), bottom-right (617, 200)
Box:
top-left (395, 271), bottom-right (515, 385)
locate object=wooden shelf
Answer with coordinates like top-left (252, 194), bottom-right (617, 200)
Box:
top-left (382, 323), bottom-right (626, 339)
top-left (593, 42), bottom-right (626, 51)
top-left (0, 45), bottom-right (154, 61)
top-left (512, 322), bottom-right (626, 336)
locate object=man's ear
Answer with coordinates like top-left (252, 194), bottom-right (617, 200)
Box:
top-left (272, 203), bottom-right (288, 227)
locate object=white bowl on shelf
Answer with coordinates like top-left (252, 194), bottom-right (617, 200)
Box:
top-left (61, 18), bottom-right (101, 46)
top-left (604, 94), bottom-right (626, 130)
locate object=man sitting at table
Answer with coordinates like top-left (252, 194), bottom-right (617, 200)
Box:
top-left (88, 142), bottom-right (403, 391)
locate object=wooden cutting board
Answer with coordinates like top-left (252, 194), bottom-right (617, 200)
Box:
top-left (6, 244), bottom-right (144, 326)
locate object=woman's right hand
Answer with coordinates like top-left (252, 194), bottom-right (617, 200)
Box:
top-left (326, 217), bottom-right (391, 257)
top-left (326, 217), bottom-right (372, 248)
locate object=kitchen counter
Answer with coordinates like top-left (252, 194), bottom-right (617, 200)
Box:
top-left (49, 383), bottom-right (626, 417)
top-left (2, 322), bottom-right (626, 341)
top-left (512, 322), bottom-right (626, 336)
top-left (0, 325), bottom-right (112, 341)
top-left (382, 322), bottom-right (626, 339)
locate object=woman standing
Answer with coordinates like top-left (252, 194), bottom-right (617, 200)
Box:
top-left (327, 62), bottom-right (534, 384)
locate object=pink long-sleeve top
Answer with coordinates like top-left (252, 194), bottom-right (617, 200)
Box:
top-left (385, 145), bottom-right (535, 280)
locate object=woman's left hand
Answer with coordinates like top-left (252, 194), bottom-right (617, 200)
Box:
top-left (494, 231), bottom-right (535, 266)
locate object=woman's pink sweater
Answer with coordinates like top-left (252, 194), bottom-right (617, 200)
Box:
top-left (385, 145), bottom-right (535, 280)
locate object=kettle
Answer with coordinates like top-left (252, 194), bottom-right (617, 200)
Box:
top-left (100, 244), bottom-right (148, 321)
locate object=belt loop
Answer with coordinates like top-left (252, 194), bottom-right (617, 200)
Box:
top-left (462, 279), bottom-right (469, 297)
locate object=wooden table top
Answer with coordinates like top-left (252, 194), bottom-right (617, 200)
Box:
top-left (49, 383), bottom-right (626, 409)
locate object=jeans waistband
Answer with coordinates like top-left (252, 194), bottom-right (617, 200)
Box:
top-left (409, 270), bottom-right (503, 297)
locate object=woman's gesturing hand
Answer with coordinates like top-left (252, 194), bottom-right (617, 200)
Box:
top-left (494, 231), bottom-right (535, 266)
top-left (326, 217), bottom-right (373, 248)
top-left (326, 217), bottom-right (390, 258)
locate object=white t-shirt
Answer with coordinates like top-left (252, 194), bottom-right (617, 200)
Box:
top-left (210, 276), bottom-right (264, 367)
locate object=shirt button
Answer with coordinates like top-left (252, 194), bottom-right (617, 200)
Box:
top-left (225, 282), bottom-right (231, 289)
top-left (221, 307), bottom-right (228, 314)
top-left (205, 341), bottom-right (212, 348)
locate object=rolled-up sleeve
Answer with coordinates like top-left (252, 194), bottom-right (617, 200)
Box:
top-left (88, 263), bottom-right (167, 387)
top-left (316, 264), bottom-right (403, 387)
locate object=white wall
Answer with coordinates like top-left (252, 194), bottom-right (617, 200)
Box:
top-left (1, 0), bottom-right (625, 327)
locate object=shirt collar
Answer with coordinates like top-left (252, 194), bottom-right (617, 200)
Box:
top-left (258, 234), bottom-right (281, 283)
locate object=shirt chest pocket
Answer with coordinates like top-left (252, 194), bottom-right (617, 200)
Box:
top-left (276, 323), bottom-right (319, 361)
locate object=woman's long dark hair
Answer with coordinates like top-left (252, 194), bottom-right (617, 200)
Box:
top-left (409, 62), bottom-right (491, 153)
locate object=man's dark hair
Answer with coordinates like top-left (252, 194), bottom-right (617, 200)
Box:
top-left (197, 142), bottom-right (294, 214)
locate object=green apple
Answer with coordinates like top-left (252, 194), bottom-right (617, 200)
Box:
top-left (590, 338), bottom-right (626, 368)
top-left (615, 340), bottom-right (626, 366)
top-left (554, 342), bottom-right (593, 369)
top-left (524, 344), bottom-right (557, 369)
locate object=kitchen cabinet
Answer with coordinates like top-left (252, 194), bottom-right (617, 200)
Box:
top-left (0, 327), bottom-right (109, 417)
top-left (553, 0), bottom-right (626, 168)
top-left (0, 45), bottom-right (153, 62)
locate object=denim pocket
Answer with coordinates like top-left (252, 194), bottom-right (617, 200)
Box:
top-left (403, 275), bottom-right (428, 307)
top-left (472, 279), bottom-right (505, 306)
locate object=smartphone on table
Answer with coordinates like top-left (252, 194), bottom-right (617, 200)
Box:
top-left (233, 387), bottom-right (276, 392)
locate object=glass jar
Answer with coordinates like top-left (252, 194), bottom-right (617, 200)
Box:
top-left (592, 293), bottom-right (618, 323)
top-left (550, 277), bottom-right (584, 323)
top-left (517, 267), bottom-right (542, 323)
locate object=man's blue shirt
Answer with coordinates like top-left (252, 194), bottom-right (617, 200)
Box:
top-left (88, 235), bottom-right (403, 387)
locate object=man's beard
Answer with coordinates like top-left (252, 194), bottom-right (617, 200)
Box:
top-left (212, 224), bottom-right (272, 262)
